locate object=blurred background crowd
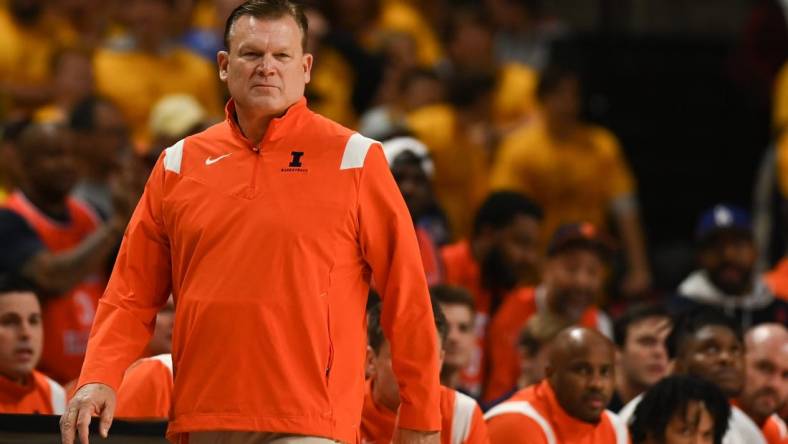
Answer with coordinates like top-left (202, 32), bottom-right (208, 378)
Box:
top-left (0, 0), bottom-right (787, 441)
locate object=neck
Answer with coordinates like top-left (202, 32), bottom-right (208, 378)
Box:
top-left (0, 371), bottom-right (29, 386)
top-left (21, 186), bottom-right (67, 217)
top-left (235, 104), bottom-right (276, 146)
top-left (469, 238), bottom-right (487, 267)
top-left (545, 117), bottom-right (576, 141)
top-left (615, 372), bottom-right (647, 405)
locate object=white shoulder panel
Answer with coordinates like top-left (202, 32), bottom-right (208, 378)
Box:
top-left (163, 139), bottom-right (186, 174)
top-left (484, 401), bottom-right (557, 444)
top-left (340, 133), bottom-right (378, 170)
top-left (46, 376), bottom-right (66, 415)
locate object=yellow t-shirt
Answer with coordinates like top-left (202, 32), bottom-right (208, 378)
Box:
top-left (774, 61), bottom-right (788, 133)
top-left (490, 121), bottom-right (636, 243)
top-left (93, 42), bottom-right (222, 153)
top-left (494, 63), bottom-right (539, 128)
top-left (406, 103), bottom-right (489, 238)
top-left (307, 48), bottom-right (356, 129)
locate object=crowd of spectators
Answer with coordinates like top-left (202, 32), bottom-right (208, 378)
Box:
top-left (0, 0), bottom-right (787, 443)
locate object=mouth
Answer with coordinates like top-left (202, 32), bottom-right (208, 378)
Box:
top-left (583, 394), bottom-right (607, 410)
top-left (14, 347), bottom-right (34, 361)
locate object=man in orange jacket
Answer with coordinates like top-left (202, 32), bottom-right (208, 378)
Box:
top-left (60, 1), bottom-right (441, 443)
top-left (363, 300), bottom-right (489, 444)
top-left (484, 327), bottom-right (629, 444)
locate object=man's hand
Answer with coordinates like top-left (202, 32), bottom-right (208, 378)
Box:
top-left (392, 428), bottom-right (440, 444)
top-left (60, 383), bottom-right (116, 444)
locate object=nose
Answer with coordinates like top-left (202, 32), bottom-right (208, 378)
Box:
top-left (255, 54), bottom-right (276, 76)
top-left (18, 321), bottom-right (33, 340)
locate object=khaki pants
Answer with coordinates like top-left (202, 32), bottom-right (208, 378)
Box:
top-left (188, 432), bottom-right (337, 444)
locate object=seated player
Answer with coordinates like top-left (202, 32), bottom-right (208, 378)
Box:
top-left (485, 223), bottom-right (614, 403)
top-left (0, 276), bottom-right (65, 414)
top-left (619, 308), bottom-right (767, 444)
top-left (485, 327), bottom-right (629, 444)
top-left (736, 324), bottom-right (788, 444)
top-left (432, 285), bottom-right (477, 391)
top-left (629, 375), bottom-right (731, 444)
top-left (363, 300), bottom-right (489, 444)
top-left (113, 295), bottom-right (175, 419)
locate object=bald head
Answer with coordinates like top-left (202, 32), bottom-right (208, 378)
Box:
top-left (739, 324), bottom-right (788, 424)
top-left (547, 327), bottom-right (616, 424)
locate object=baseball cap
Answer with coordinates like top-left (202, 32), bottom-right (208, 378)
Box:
top-left (149, 94), bottom-right (206, 139)
top-left (547, 222), bottom-right (614, 259)
top-left (695, 204), bottom-right (751, 243)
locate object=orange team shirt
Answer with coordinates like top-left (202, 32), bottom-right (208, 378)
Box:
top-left (115, 354), bottom-right (173, 420)
top-left (0, 369), bottom-right (66, 414)
top-left (484, 286), bottom-right (612, 403)
top-left (77, 97), bottom-right (441, 443)
top-left (4, 191), bottom-right (104, 384)
top-left (440, 239), bottom-right (528, 398)
top-left (761, 414), bottom-right (788, 444)
top-left (361, 380), bottom-right (489, 444)
top-left (485, 380), bottom-right (629, 444)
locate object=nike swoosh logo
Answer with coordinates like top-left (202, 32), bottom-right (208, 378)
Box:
top-left (205, 153), bottom-right (232, 165)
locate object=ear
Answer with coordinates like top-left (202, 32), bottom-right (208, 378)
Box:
top-left (217, 51), bottom-right (230, 82)
top-left (365, 345), bottom-right (376, 380)
top-left (302, 52), bottom-right (313, 84)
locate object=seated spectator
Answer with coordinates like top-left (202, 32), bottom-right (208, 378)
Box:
top-left (485, 223), bottom-right (614, 403)
top-left (362, 300), bottom-right (489, 444)
top-left (672, 204), bottom-right (788, 331)
top-left (629, 375), bottom-right (731, 444)
top-left (69, 96), bottom-right (132, 220)
top-left (432, 285), bottom-right (476, 391)
top-left (382, 136), bottom-right (447, 283)
top-left (610, 304), bottom-right (672, 411)
top-left (114, 297), bottom-right (175, 420)
top-left (491, 64), bottom-right (651, 297)
top-left (0, 122), bottom-right (136, 384)
top-left (181, 0), bottom-right (243, 61)
top-left (736, 324), bottom-right (788, 443)
top-left (485, 327), bottom-right (629, 444)
top-left (33, 46), bottom-right (95, 124)
top-left (93, 0), bottom-right (221, 152)
top-left (440, 191), bottom-right (543, 397)
top-left (0, 275), bottom-right (65, 414)
top-left (619, 309), bottom-right (767, 444)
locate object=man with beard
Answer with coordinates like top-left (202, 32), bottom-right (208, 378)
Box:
top-left (441, 191), bottom-right (543, 398)
top-left (672, 204), bottom-right (788, 331)
top-left (610, 305), bottom-right (672, 411)
top-left (619, 308), bottom-right (767, 444)
top-left (0, 123), bottom-right (136, 384)
top-left (485, 327), bottom-right (629, 444)
top-left (736, 324), bottom-right (788, 444)
top-left (484, 223), bottom-right (614, 404)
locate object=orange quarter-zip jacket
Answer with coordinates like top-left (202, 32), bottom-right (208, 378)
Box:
top-left (77, 97), bottom-right (441, 443)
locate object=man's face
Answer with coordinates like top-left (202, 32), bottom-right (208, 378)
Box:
top-left (78, 103), bottom-right (130, 173)
top-left (549, 340), bottom-right (615, 423)
top-left (448, 20), bottom-right (493, 71)
top-left (740, 337), bottom-right (788, 422)
top-left (541, 76), bottom-right (581, 129)
top-left (544, 248), bottom-right (605, 321)
top-left (495, 214), bottom-right (542, 281)
top-left (391, 157), bottom-right (431, 221)
top-left (620, 316), bottom-right (672, 389)
top-left (0, 292), bottom-right (42, 382)
top-left (54, 51), bottom-right (94, 104)
top-left (146, 296), bottom-right (174, 357)
top-left (699, 232), bottom-right (756, 296)
top-left (439, 302), bottom-right (474, 374)
top-left (21, 126), bottom-right (78, 202)
top-left (646, 400), bottom-right (715, 444)
top-left (126, 0), bottom-right (171, 48)
top-left (520, 342), bottom-right (552, 388)
top-left (218, 15), bottom-right (313, 117)
top-left (677, 326), bottom-right (744, 398)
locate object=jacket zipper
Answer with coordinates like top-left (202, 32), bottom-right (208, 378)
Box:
top-left (325, 305), bottom-right (334, 384)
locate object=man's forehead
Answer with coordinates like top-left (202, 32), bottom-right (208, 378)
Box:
top-left (691, 325), bottom-right (739, 345)
top-left (229, 14), bottom-right (303, 49)
top-left (0, 292), bottom-right (40, 312)
top-left (630, 316), bottom-right (671, 334)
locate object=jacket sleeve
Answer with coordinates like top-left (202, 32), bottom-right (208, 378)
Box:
top-left (357, 145), bottom-right (441, 431)
top-left (76, 154), bottom-right (173, 392)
